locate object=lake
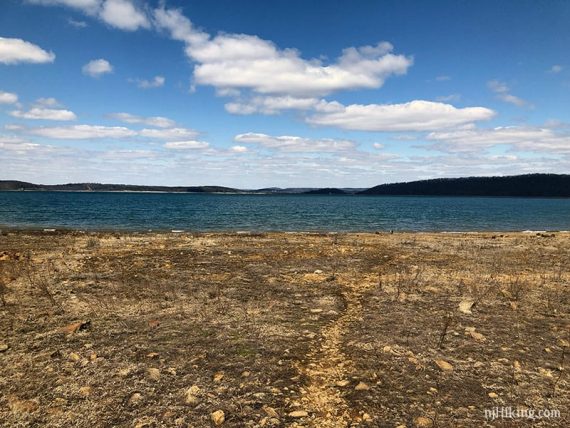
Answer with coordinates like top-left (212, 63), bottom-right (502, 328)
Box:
top-left (1, 191), bottom-right (569, 232)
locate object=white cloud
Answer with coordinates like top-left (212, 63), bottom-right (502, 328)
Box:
top-left (0, 37), bottom-right (55, 64)
top-left (139, 127), bottom-right (199, 140)
top-left (68, 17), bottom-right (88, 27)
top-left (153, 6), bottom-right (412, 97)
top-left (164, 141), bottom-right (209, 150)
top-left (234, 133), bottom-right (356, 153)
top-left (230, 145), bottom-right (248, 153)
top-left (27, 124), bottom-right (137, 139)
top-left (35, 97), bottom-right (60, 107)
top-left (109, 112), bottom-right (175, 128)
top-left (131, 75), bottom-right (165, 89)
top-left (10, 107), bottom-right (77, 121)
top-left (30, 0), bottom-right (150, 31)
top-left (487, 80), bottom-right (531, 108)
top-left (436, 93), bottom-right (461, 103)
top-left (27, 0), bottom-right (101, 13)
top-left (0, 91), bottom-right (18, 104)
top-left (225, 96), bottom-right (320, 115)
top-left (549, 65), bottom-right (563, 74)
top-left (427, 126), bottom-right (570, 153)
top-left (82, 58), bottom-right (113, 77)
top-left (307, 100), bottom-right (495, 132)
top-left (99, 0), bottom-right (150, 31)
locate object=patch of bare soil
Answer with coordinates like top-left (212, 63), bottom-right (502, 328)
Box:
top-left (0, 231), bottom-right (568, 427)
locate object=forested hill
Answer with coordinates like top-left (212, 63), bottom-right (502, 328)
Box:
top-left (360, 174), bottom-right (570, 197)
top-left (0, 181), bottom-right (241, 193)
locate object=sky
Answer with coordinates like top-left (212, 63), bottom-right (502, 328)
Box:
top-left (0, 0), bottom-right (569, 188)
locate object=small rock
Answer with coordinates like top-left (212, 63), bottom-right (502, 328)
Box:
top-left (435, 359), bottom-right (453, 372)
top-left (458, 299), bottom-right (475, 314)
top-left (147, 368), bottom-right (160, 381)
top-left (79, 386), bottom-right (91, 397)
top-left (355, 382), bottom-right (370, 391)
top-left (336, 380), bottom-right (351, 387)
top-left (185, 386), bottom-right (200, 405)
top-left (488, 392), bottom-right (498, 399)
top-left (310, 308), bottom-right (323, 314)
top-left (0, 343), bottom-right (9, 352)
top-left (211, 410), bottom-right (225, 426)
top-left (362, 413), bottom-right (373, 421)
top-left (314, 270), bottom-right (323, 274)
top-left (414, 416), bottom-right (433, 427)
top-left (213, 371), bottom-right (224, 382)
top-left (289, 410), bottom-right (309, 418)
top-left (241, 371), bottom-right (251, 378)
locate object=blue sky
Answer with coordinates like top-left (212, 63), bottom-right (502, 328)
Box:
top-left (0, 0), bottom-right (569, 187)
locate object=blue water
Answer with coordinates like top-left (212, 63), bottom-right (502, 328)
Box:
top-left (0, 191), bottom-right (569, 232)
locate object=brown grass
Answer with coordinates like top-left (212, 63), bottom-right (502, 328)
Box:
top-left (0, 230), bottom-right (568, 427)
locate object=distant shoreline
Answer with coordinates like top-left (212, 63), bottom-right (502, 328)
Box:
top-left (1, 173), bottom-right (569, 197)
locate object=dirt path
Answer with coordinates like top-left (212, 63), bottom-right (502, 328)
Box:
top-left (293, 276), bottom-right (371, 427)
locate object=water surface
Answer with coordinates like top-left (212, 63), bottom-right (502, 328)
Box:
top-left (1, 191), bottom-right (569, 231)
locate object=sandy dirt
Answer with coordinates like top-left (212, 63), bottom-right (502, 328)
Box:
top-left (0, 231), bottom-right (568, 427)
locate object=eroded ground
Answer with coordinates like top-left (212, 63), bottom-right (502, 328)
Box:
top-left (0, 231), bottom-right (568, 427)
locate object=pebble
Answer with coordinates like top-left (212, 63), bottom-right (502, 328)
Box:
top-left (354, 381), bottom-right (370, 391)
top-left (435, 359), bottom-right (453, 372)
top-left (289, 410), bottom-right (309, 418)
top-left (0, 343), bottom-right (9, 352)
top-left (211, 410), bottom-right (225, 426)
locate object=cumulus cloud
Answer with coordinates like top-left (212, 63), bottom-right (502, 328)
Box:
top-left (29, 0), bottom-right (150, 31)
top-left (26, 124), bottom-right (137, 139)
top-left (427, 126), bottom-right (570, 153)
top-left (225, 96), bottom-right (320, 115)
top-left (14, 122), bottom-right (199, 141)
top-left (10, 107), bottom-right (77, 121)
top-left (0, 37), bottom-right (55, 64)
top-left (164, 141), bottom-right (209, 150)
top-left (230, 145), bottom-right (248, 153)
top-left (138, 127), bottom-right (199, 140)
top-left (234, 133), bottom-right (356, 153)
top-left (487, 80), bottom-right (531, 108)
top-left (306, 100), bottom-right (495, 132)
top-left (99, 0), bottom-right (150, 31)
top-left (109, 112), bottom-right (175, 128)
top-left (130, 75), bottom-right (165, 89)
top-left (82, 58), bottom-right (113, 77)
top-left (153, 7), bottom-right (412, 97)
top-left (0, 91), bottom-right (18, 104)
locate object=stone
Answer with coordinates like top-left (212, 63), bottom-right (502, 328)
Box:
top-left (0, 343), bottom-right (9, 352)
top-left (213, 371), bottom-right (224, 382)
top-left (211, 410), bottom-right (225, 426)
top-left (79, 386), bottom-right (91, 397)
top-left (458, 299), bottom-right (475, 314)
top-left (355, 382), bottom-right (370, 391)
top-left (128, 392), bottom-right (143, 405)
top-left (488, 392), bottom-right (498, 399)
top-left (289, 410), bottom-right (308, 418)
top-left (435, 359), bottom-right (453, 372)
top-left (336, 380), bottom-right (351, 387)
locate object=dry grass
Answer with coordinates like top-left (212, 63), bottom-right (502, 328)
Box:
top-left (0, 230), bottom-right (568, 427)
